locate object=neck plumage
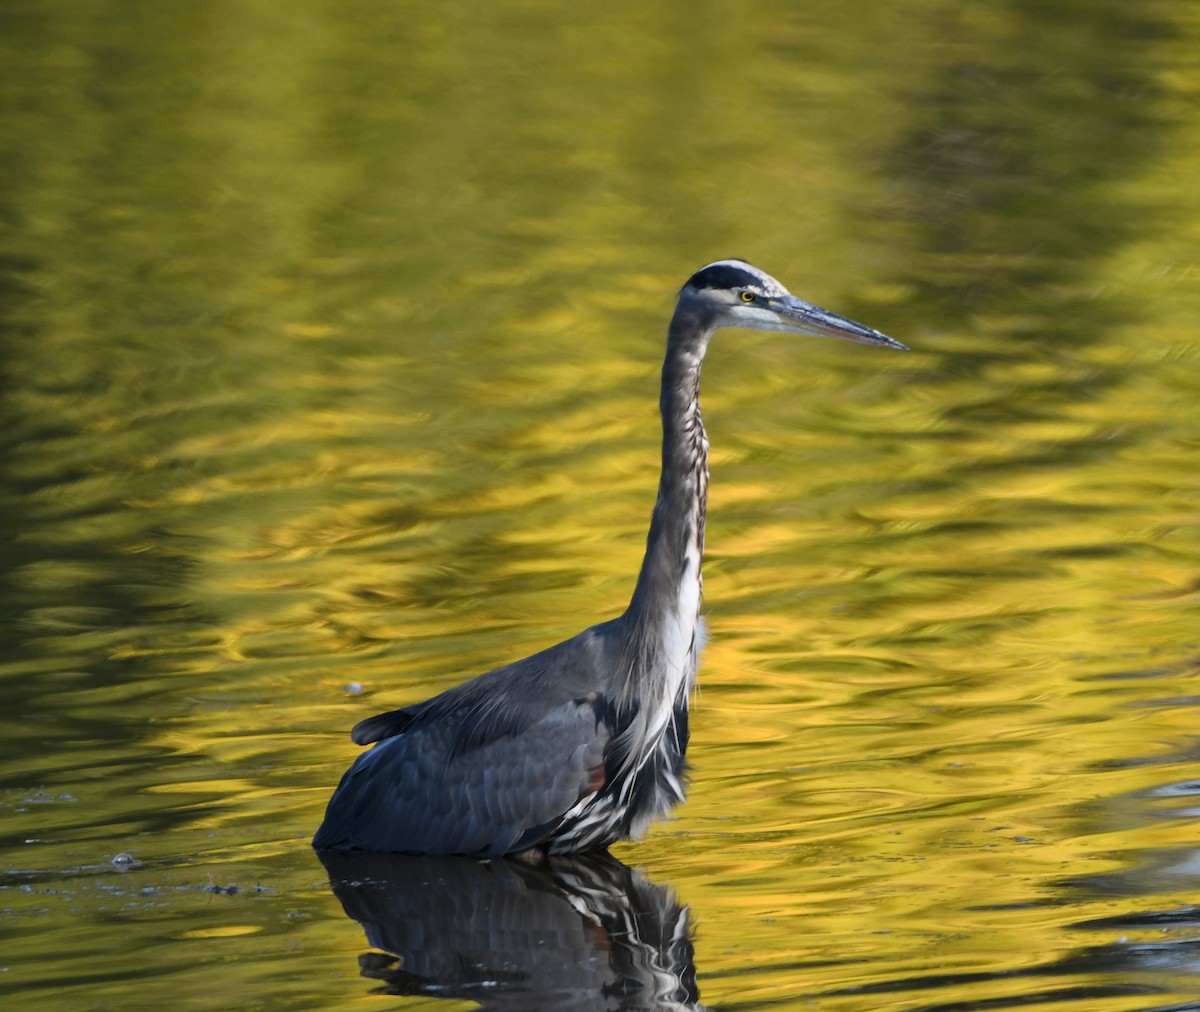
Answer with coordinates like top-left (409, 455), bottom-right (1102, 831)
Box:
top-left (619, 311), bottom-right (713, 699)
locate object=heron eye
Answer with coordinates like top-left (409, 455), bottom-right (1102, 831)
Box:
top-left (740, 290), bottom-right (756, 303)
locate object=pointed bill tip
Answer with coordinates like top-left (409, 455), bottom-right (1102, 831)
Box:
top-left (876, 333), bottom-right (909, 352)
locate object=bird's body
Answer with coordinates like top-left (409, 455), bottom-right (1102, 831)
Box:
top-left (313, 260), bottom-right (905, 858)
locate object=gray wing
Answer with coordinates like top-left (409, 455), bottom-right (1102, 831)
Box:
top-left (313, 694), bottom-right (610, 856)
top-left (313, 621), bottom-right (625, 856)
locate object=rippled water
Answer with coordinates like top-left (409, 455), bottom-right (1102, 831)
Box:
top-left (3, 1), bottom-right (1200, 1009)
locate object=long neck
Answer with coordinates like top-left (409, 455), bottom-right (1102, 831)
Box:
top-left (621, 313), bottom-right (712, 682)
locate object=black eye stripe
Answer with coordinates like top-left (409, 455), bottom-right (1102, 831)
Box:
top-left (686, 264), bottom-right (762, 291)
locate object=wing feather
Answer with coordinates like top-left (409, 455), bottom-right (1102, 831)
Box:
top-left (313, 695), bottom-right (611, 856)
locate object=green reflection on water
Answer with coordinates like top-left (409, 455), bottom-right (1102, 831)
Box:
top-left (2, 0), bottom-right (1200, 1009)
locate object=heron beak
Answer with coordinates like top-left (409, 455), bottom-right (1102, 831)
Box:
top-left (774, 295), bottom-right (907, 350)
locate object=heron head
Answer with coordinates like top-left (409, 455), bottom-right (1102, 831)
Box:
top-left (676, 259), bottom-right (907, 351)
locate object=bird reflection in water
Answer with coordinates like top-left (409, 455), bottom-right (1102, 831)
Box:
top-left (317, 849), bottom-right (707, 1010)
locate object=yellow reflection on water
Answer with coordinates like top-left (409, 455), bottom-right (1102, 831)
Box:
top-left (2, 0), bottom-right (1200, 1008)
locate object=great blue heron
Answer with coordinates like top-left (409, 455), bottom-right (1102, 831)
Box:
top-left (314, 259), bottom-right (906, 858)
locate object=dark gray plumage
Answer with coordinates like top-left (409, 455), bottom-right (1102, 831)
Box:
top-left (313, 260), bottom-right (906, 857)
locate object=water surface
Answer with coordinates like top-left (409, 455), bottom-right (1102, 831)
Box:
top-left (2, 1), bottom-right (1200, 1009)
